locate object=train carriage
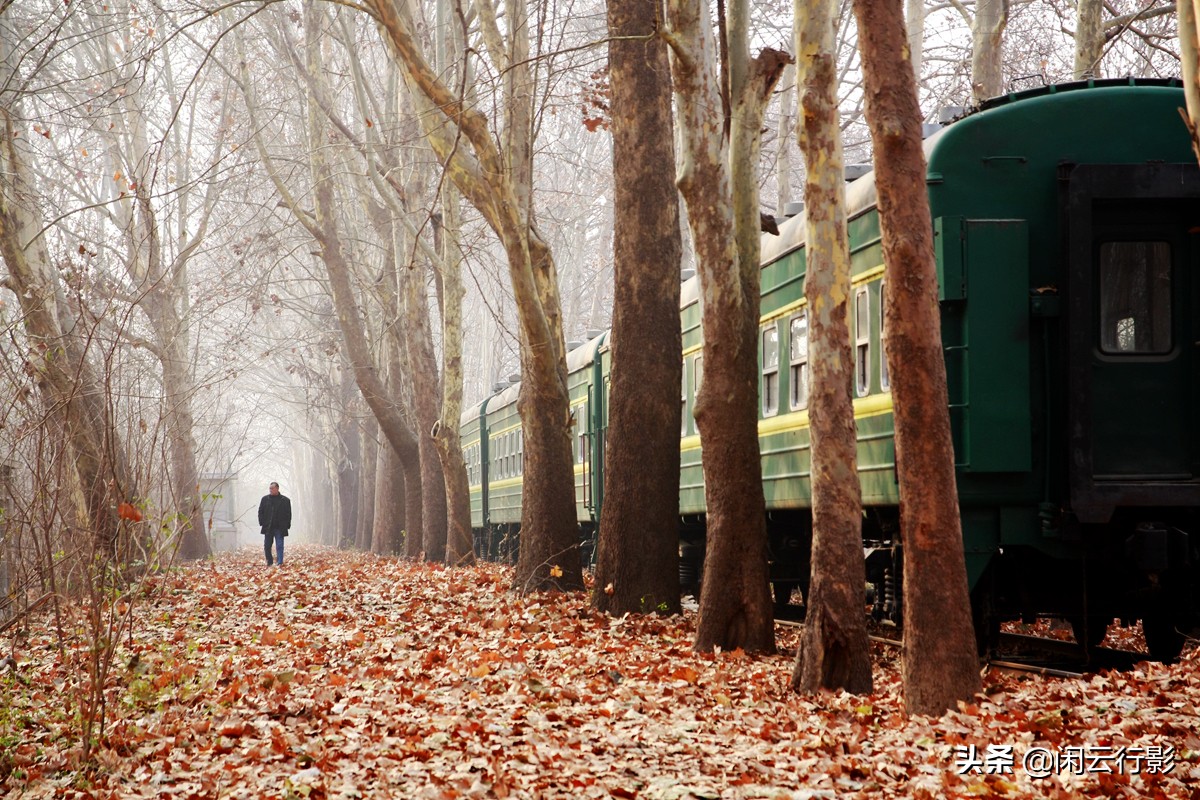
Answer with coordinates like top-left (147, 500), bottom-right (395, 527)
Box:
top-left (464, 78), bottom-right (1200, 660)
top-left (462, 332), bottom-right (611, 564)
top-left (738, 77), bottom-right (1200, 658)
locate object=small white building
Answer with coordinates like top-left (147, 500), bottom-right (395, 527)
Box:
top-left (200, 472), bottom-right (240, 552)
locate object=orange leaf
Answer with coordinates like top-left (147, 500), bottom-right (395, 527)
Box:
top-left (671, 666), bottom-right (699, 684)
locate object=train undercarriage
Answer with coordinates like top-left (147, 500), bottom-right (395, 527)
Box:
top-left (679, 505), bottom-right (1200, 663)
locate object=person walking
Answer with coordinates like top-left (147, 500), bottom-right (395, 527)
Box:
top-left (258, 482), bottom-right (292, 566)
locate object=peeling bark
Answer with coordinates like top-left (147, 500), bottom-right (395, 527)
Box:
top-left (790, 0), bottom-right (872, 695)
top-left (664, 0), bottom-right (788, 654)
top-left (1181, 0), bottom-right (1200, 163)
top-left (1074, 0), bottom-right (1104, 78)
top-left (971, 0), bottom-right (1007, 102)
top-left (853, 0), bottom-right (981, 715)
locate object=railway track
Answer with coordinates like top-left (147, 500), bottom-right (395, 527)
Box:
top-left (775, 617), bottom-right (1146, 678)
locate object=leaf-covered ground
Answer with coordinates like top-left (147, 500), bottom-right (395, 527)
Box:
top-left (3, 546), bottom-right (1199, 799)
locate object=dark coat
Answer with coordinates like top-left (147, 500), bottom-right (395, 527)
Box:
top-left (259, 493), bottom-right (292, 536)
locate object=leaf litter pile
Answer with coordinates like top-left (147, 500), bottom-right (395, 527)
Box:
top-left (3, 547), bottom-right (1199, 799)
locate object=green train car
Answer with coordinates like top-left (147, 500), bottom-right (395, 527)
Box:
top-left (464, 333), bottom-right (609, 564)
top-left (462, 78), bottom-right (1200, 660)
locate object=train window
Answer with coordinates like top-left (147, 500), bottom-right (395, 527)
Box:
top-left (693, 355), bottom-right (703, 427)
top-left (789, 312), bottom-right (809, 410)
top-left (1099, 241), bottom-right (1171, 354)
top-left (879, 281), bottom-right (890, 391)
top-left (762, 325), bottom-right (779, 416)
top-left (681, 364), bottom-right (688, 436)
top-left (578, 402), bottom-right (588, 463)
top-left (855, 287), bottom-right (870, 396)
top-left (517, 429), bottom-right (524, 476)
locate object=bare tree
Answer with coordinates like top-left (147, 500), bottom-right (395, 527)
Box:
top-left (972, 0), bottom-right (1008, 100)
top-left (852, 0), bottom-right (981, 715)
top-left (790, 0), bottom-right (872, 694)
top-left (366, 0), bottom-right (583, 590)
top-left (664, 0), bottom-right (790, 653)
top-left (236, 11), bottom-right (432, 552)
top-left (1182, 0), bottom-right (1200, 162)
top-left (592, 0), bottom-right (683, 616)
top-left (0, 8), bottom-right (140, 560)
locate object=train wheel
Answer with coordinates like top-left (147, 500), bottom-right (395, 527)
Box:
top-left (772, 581), bottom-right (804, 621)
top-left (970, 568), bottom-right (999, 657)
top-left (1069, 615), bottom-right (1109, 652)
top-left (1143, 613), bottom-right (1185, 663)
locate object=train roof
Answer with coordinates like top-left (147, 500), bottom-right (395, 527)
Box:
top-left (459, 331), bottom-right (610, 427)
top-left (567, 331), bottom-right (608, 373)
top-left (696, 76), bottom-right (1187, 297)
top-left (975, 75), bottom-right (1181, 113)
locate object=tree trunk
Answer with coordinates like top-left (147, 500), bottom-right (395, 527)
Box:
top-left (399, 259), bottom-right (449, 562)
top-left (336, 413), bottom-right (361, 549)
top-left (127, 189), bottom-right (210, 562)
top-left (433, 186), bottom-right (475, 566)
top-left (510, 240), bottom-right (583, 591)
top-left (1073, 0), bottom-right (1104, 79)
top-left (162, 338), bottom-right (208, 561)
top-left (0, 26), bottom-right (138, 560)
top-left (367, 0), bottom-right (582, 592)
top-left (418, 435), bottom-right (447, 561)
top-left (357, 416), bottom-right (379, 551)
top-left (373, 435), bottom-right (407, 556)
top-left (592, 0), bottom-right (683, 617)
top-left (664, 0), bottom-right (789, 654)
top-left (907, 0), bottom-right (925, 79)
top-left (1180, 0), bottom-right (1200, 163)
top-left (970, 0), bottom-right (1007, 102)
top-left (852, 0), bottom-right (982, 715)
top-left (790, 0), bottom-right (872, 695)
top-left (776, 63), bottom-right (796, 217)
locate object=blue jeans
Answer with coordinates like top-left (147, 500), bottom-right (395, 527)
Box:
top-left (265, 530), bottom-right (286, 565)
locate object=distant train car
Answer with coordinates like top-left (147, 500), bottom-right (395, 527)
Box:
top-left (464, 78), bottom-right (1200, 661)
top-left (462, 333), bottom-right (609, 564)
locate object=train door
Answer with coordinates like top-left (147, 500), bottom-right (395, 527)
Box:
top-left (1065, 163), bottom-right (1200, 523)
